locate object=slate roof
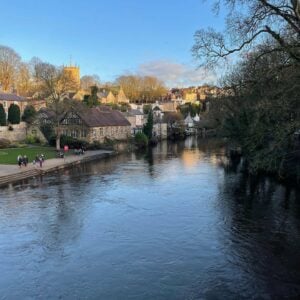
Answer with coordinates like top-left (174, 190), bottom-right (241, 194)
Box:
top-left (0, 92), bottom-right (27, 102)
top-left (78, 107), bottom-right (131, 127)
top-left (129, 109), bottom-right (144, 116)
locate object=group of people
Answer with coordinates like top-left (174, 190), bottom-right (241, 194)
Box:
top-left (74, 147), bottom-right (85, 155)
top-left (17, 154), bottom-right (45, 168)
top-left (17, 155), bottom-right (29, 168)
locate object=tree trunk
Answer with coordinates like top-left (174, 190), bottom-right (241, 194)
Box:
top-left (56, 135), bottom-right (60, 150)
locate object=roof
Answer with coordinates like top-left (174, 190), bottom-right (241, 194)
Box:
top-left (78, 107), bottom-right (131, 127)
top-left (129, 109), bottom-right (143, 115)
top-left (153, 106), bottom-right (161, 111)
top-left (0, 92), bottom-right (27, 102)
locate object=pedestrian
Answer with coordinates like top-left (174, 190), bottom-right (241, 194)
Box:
top-left (17, 155), bottom-right (22, 168)
top-left (23, 155), bottom-right (28, 167)
top-left (39, 156), bottom-right (43, 168)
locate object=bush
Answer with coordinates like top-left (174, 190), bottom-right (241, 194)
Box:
top-left (0, 138), bottom-right (10, 149)
top-left (134, 132), bottom-right (148, 149)
top-left (25, 134), bottom-right (40, 144)
top-left (0, 103), bottom-right (6, 126)
top-left (7, 104), bottom-right (20, 124)
top-left (22, 105), bottom-right (36, 124)
top-left (59, 135), bottom-right (87, 149)
top-left (86, 141), bottom-right (103, 150)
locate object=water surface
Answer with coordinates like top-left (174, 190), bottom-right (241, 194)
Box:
top-left (0, 138), bottom-right (300, 299)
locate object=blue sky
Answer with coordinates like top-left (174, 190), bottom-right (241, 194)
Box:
top-left (0, 0), bottom-right (225, 86)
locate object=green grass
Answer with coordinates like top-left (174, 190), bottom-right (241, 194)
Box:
top-left (0, 146), bottom-right (58, 164)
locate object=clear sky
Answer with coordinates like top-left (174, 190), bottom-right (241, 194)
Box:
top-left (0, 0), bottom-right (225, 87)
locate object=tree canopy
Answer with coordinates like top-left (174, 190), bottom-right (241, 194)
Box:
top-left (0, 103), bottom-right (6, 126)
top-left (116, 75), bottom-right (167, 103)
top-left (7, 104), bottom-right (20, 124)
top-left (193, 0), bottom-right (300, 68)
top-left (194, 1), bottom-right (300, 182)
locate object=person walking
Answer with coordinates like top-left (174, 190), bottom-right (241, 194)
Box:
top-left (39, 155), bottom-right (43, 168)
top-left (23, 155), bottom-right (28, 167)
top-left (17, 155), bottom-right (22, 168)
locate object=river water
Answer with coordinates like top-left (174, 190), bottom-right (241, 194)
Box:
top-left (0, 138), bottom-right (300, 299)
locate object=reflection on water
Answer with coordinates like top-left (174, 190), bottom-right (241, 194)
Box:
top-left (0, 137), bottom-right (299, 299)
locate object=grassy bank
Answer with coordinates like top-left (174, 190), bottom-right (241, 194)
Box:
top-left (0, 146), bottom-right (57, 164)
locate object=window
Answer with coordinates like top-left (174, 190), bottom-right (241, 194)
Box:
top-left (99, 128), bottom-right (104, 136)
top-left (81, 129), bottom-right (87, 138)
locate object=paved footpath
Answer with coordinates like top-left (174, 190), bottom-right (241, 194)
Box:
top-left (0, 150), bottom-right (114, 186)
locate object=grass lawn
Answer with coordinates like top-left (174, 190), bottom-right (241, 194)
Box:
top-left (0, 146), bottom-right (58, 164)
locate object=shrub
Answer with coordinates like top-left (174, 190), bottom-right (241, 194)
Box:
top-left (0, 138), bottom-right (10, 149)
top-left (86, 141), bottom-right (103, 150)
top-left (22, 105), bottom-right (36, 124)
top-left (7, 104), bottom-right (20, 124)
top-left (59, 135), bottom-right (87, 149)
top-left (134, 132), bottom-right (148, 149)
top-left (25, 134), bottom-right (40, 144)
top-left (0, 103), bottom-right (6, 126)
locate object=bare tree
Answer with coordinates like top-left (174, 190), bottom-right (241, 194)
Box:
top-left (116, 75), bottom-right (167, 102)
top-left (192, 0), bottom-right (300, 68)
top-left (80, 75), bottom-right (100, 90)
top-left (0, 45), bottom-right (21, 91)
top-left (16, 62), bottom-right (33, 96)
top-left (34, 62), bottom-right (78, 150)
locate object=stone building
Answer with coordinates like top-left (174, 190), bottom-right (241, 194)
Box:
top-left (58, 106), bottom-right (131, 143)
top-left (63, 65), bottom-right (80, 92)
top-left (100, 88), bottom-right (129, 104)
top-left (0, 92), bottom-right (46, 120)
top-left (123, 109), bottom-right (145, 135)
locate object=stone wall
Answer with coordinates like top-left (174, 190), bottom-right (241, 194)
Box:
top-left (87, 126), bottom-right (131, 143)
top-left (0, 122), bottom-right (47, 143)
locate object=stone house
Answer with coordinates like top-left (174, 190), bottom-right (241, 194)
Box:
top-left (100, 88), bottom-right (129, 104)
top-left (123, 109), bottom-right (145, 135)
top-left (0, 92), bottom-right (46, 120)
top-left (58, 107), bottom-right (131, 143)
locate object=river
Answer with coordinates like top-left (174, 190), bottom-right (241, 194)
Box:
top-left (0, 138), bottom-right (299, 299)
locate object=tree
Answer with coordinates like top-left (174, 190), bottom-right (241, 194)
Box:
top-left (193, 0), bottom-right (300, 68)
top-left (0, 103), bottom-right (6, 126)
top-left (34, 62), bottom-right (79, 150)
top-left (192, 0), bottom-right (300, 181)
top-left (7, 104), bottom-right (20, 124)
top-left (134, 132), bottom-right (148, 148)
top-left (84, 85), bottom-right (99, 107)
top-left (143, 109), bottom-right (154, 139)
top-left (80, 75), bottom-right (100, 90)
top-left (116, 75), bottom-right (167, 103)
top-left (22, 105), bottom-right (36, 124)
top-left (207, 43), bottom-right (300, 180)
top-left (16, 63), bottom-right (33, 96)
top-left (0, 45), bottom-right (21, 91)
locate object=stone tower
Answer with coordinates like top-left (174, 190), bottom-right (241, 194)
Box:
top-left (63, 65), bottom-right (80, 91)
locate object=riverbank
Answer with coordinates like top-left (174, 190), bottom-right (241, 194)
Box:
top-left (0, 150), bottom-right (115, 187)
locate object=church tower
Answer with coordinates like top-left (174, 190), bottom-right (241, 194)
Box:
top-left (63, 64), bottom-right (80, 91)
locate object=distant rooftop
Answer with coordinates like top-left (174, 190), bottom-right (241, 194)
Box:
top-left (0, 92), bottom-right (27, 102)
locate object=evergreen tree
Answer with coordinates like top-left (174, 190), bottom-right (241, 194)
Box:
top-left (0, 103), bottom-right (6, 126)
top-left (86, 85), bottom-right (99, 107)
top-left (22, 105), bottom-right (36, 124)
top-left (143, 109), bottom-right (153, 139)
top-left (7, 103), bottom-right (20, 124)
